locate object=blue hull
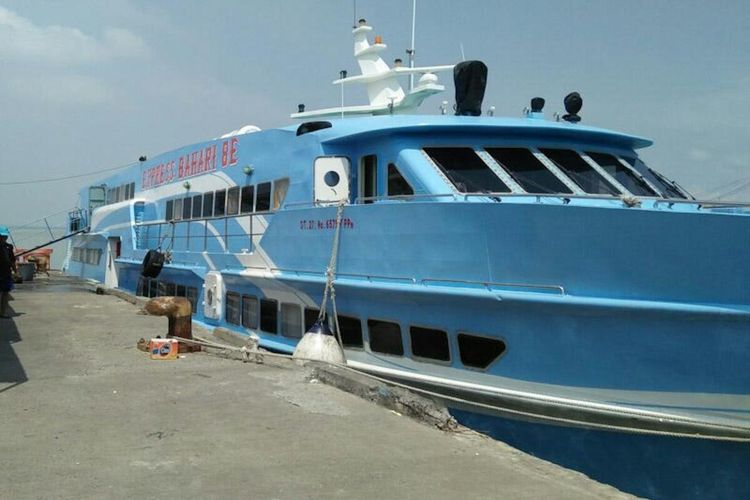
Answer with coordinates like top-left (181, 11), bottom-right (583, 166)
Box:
top-left (452, 408), bottom-right (750, 500)
top-left (63, 112), bottom-right (750, 498)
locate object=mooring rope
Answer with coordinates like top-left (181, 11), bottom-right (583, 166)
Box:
top-left (315, 201), bottom-right (347, 350)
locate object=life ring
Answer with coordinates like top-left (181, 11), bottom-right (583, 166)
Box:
top-left (141, 249), bottom-right (165, 278)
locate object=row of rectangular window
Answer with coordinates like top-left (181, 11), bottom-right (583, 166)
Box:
top-left (165, 178), bottom-right (289, 221)
top-left (225, 292), bottom-right (505, 369)
top-left (106, 182), bottom-right (136, 205)
top-left (136, 277), bottom-right (198, 314)
top-left (71, 247), bottom-right (102, 265)
top-left (425, 147), bottom-right (686, 199)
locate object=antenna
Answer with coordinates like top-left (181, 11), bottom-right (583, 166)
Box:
top-left (408, 0), bottom-right (417, 91)
top-left (459, 42), bottom-right (466, 61)
top-left (352, 0), bottom-right (357, 29)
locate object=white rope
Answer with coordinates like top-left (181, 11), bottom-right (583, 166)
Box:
top-left (315, 201), bottom-right (346, 350)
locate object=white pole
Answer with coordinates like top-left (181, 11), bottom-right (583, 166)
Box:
top-left (340, 83), bottom-right (344, 119)
top-left (409, 0), bottom-right (417, 91)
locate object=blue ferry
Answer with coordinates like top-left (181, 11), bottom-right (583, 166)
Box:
top-left (64, 21), bottom-right (749, 500)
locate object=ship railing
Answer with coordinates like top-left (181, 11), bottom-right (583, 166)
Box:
top-left (268, 267), bottom-right (565, 295)
top-left (286, 193), bottom-right (750, 209)
top-left (133, 212), bottom-right (270, 254)
top-left (357, 192), bottom-right (750, 208)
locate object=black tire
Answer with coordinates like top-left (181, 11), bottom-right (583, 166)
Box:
top-left (141, 250), bottom-right (164, 278)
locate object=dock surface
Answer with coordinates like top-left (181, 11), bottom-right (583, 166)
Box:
top-left (0, 275), bottom-right (633, 499)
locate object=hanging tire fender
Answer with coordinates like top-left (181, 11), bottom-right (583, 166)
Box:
top-left (141, 249), bottom-right (165, 278)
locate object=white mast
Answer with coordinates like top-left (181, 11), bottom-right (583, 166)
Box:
top-left (290, 20), bottom-right (453, 119)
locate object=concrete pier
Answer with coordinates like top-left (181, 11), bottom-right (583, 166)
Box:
top-left (0, 275), bottom-right (634, 499)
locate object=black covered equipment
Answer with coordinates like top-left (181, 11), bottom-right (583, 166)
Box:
top-left (141, 249), bottom-right (165, 278)
top-left (454, 60), bottom-right (488, 116)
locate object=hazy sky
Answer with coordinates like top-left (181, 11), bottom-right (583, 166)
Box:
top-left (1, 0), bottom-right (749, 226)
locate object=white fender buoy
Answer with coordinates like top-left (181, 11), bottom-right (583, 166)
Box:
top-left (292, 320), bottom-right (345, 364)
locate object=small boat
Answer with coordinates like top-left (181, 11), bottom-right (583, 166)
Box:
top-left (64, 18), bottom-right (750, 499)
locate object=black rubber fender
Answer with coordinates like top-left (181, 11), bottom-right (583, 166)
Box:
top-left (141, 249), bottom-right (165, 278)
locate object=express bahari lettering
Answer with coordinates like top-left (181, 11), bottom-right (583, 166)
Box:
top-left (141, 137), bottom-right (239, 189)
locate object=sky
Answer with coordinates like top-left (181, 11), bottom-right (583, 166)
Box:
top-left (1, 0), bottom-right (749, 226)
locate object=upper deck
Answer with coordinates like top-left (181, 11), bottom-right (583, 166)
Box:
top-left (283, 114), bottom-right (653, 151)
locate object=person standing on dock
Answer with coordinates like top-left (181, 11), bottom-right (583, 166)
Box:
top-left (0, 226), bottom-right (16, 318)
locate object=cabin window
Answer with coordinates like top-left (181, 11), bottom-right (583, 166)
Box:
top-left (387, 163), bottom-right (414, 197)
top-left (304, 307), bottom-right (320, 331)
top-left (226, 187), bottom-right (240, 215)
top-left (202, 192), bottom-right (214, 217)
top-left (338, 315), bottom-right (363, 348)
top-left (273, 178), bottom-right (290, 210)
top-left (360, 155), bottom-right (378, 203)
top-left (242, 295), bottom-right (259, 329)
top-left (540, 149), bottom-right (620, 195)
top-left (260, 298), bottom-right (278, 334)
top-left (586, 152), bottom-right (656, 196)
top-left (240, 185), bottom-right (255, 214)
top-left (129, 182), bottom-right (136, 199)
top-left (458, 333), bottom-right (506, 369)
top-left (424, 147), bottom-right (510, 193)
top-left (281, 303), bottom-right (303, 338)
top-left (226, 292), bottom-right (241, 325)
top-left (186, 287), bottom-right (198, 315)
top-left (214, 189), bottom-right (226, 217)
top-left (256, 182), bottom-right (272, 212)
top-left (175, 284), bottom-right (186, 297)
top-left (182, 196), bottom-right (192, 220)
top-left (623, 157), bottom-right (688, 199)
top-left (410, 326), bottom-right (450, 362)
top-left (368, 319), bottom-right (403, 356)
top-left (165, 200), bottom-right (174, 221)
top-left (191, 195), bottom-right (202, 219)
top-left (173, 198), bottom-right (183, 221)
top-left (486, 148), bottom-right (572, 194)
top-left (165, 282), bottom-right (176, 297)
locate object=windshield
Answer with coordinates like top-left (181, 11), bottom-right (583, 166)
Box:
top-left (540, 148), bottom-right (620, 195)
top-left (486, 148), bottom-right (573, 194)
top-left (586, 152), bottom-right (657, 197)
top-left (424, 147), bottom-right (511, 193)
top-left (622, 157), bottom-right (690, 199)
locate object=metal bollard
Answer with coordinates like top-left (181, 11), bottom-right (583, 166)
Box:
top-left (142, 296), bottom-right (200, 352)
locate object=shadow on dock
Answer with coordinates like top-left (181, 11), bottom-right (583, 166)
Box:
top-left (0, 302), bottom-right (28, 393)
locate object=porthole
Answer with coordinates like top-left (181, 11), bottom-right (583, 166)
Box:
top-left (457, 333), bottom-right (506, 369)
top-left (338, 315), bottom-right (363, 348)
top-left (260, 299), bottom-right (278, 334)
top-left (324, 171), bottom-right (340, 187)
top-left (368, 319), bottom-right (403, 356)
top-left (410, 326), bottom-right (450, 362)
